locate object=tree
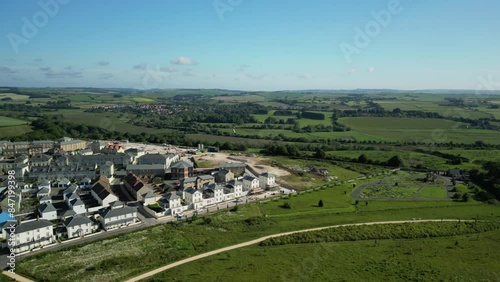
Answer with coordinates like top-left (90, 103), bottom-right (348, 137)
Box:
top-left (318, 200), bottom-right (324, 207)
top-left (358, 154), bottom-right (368, 164)
top-left (462, 193), bottom-right (470, 202)
top-left (387, 156), bottom-right (404, 167)
top-left (314, 147), bottom-right (326, 159)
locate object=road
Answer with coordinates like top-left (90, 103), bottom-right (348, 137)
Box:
top-left (125, 219), bottom-right (467, 282)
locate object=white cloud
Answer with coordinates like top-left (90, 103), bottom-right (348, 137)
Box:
top-left (160, 67), bottom-right (177, 73)
top-left (133, 63), bottom-right (148, 70)
top-left (170, 56), bottom-right (196, 66)
top-left (98, 60), bottom-right (110, 66)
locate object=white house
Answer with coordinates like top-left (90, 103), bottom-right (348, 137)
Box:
top-left (38, 203), bottom-right (57, 220)
top-left (6, 220), bottom-right (54, 253)
top-left (91, 177), bottom-right (118, 207)
top-left (99, 207), bottom-right (137, 230)
top-left (64, 215), bottom-right (93, 239)
top-left (183, 187), bottom-right (204, 210)
top-left (259, 173), bottom-right (276, 189)
top-left (242, 176), bottom-right (260, 192)
top-left (143, 191), bottom-right (156, 206)
top-left (163, 193), bottom-right (183, 215)
top-left (100, 161), bottom-right (114, 179)
top-left (69, 198), bottom-right (86, 214)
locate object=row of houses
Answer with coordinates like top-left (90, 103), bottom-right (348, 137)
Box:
top-left (161, 172), bottom-right (276, 215)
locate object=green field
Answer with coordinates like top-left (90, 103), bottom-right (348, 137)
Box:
top-left (338, 117), bottom-right (500, 144)
top-left (0, 93), bottom-right (30, 100)
top-left (328, 150), bottom-right (480, 171)
top-left (0, 116), bottom-right (31, 138)
top-left (0, 116), bottom-right (28, 127)
top-left (356, 173), bottom-right (448, 199)
top-left (149, 228), bottom-right (500, 282)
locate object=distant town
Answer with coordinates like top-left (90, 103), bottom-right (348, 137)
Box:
top-left (0, 138), bottom-right (283, 254)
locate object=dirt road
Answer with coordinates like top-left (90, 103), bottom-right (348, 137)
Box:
top-left (126, 219), bottom-right (466, 282)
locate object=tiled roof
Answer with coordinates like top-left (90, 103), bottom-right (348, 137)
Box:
top-left (64, 215), bottom-right (92, 227)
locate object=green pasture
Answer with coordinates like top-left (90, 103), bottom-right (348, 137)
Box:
top-left (150, 228), bottom-right (500, 282)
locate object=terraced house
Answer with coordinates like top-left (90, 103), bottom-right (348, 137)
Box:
top-left (123, 173), bottom-right (154, 203)
top-left (5, 219), bottom-right (54, 253)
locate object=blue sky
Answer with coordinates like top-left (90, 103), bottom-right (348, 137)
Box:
top-left (1, 0), bottom-right (499, 90)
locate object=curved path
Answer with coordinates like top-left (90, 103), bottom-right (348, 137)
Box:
top-left (126, 219), bottom-right (467, 282)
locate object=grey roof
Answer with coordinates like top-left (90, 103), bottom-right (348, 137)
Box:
top-left (81, 177), bottom-right (92, 183)
top-left (70, 198), bottom-right (85, 206)
top-left (39, 195), bottom-right (51, 202)
top-left (183, 176), bottom-right (197, 183)
top-left (60, 140), bottom-right (86, 145)
top-left (126, 164), bottom-right (165, 170)
top-left (143, 191), bottom-right (155, 199)
top-left (198, 175), bottom-right (214, 180)
top-left (138, 154), bottom-right (168, 161)
top-left (39, 203), bottom-right (57, 213)
top-left (39, 180), bottom-right (51, 187)
top-left (64, 215), bottom-right (92, 228)
top-left (59, 178), bottom-right (71, 185)
top-left (243, 176), bottom-right (257, 181)
top-left (164, 193), bottom-right (180, 201)
top-left (171, 160), bottom-right (193, 169)
top-left (32, 140), bottom-right (54, 145)
top-left (11, 220), bottom-right (52, 234)
top-left (228, 179), bottom-right (243, 186)
top-left (218, 169), bottom-right (231, 175)
top-left (260, 172), bottom-right (275, 177)
top-left (38, 187), bottom-right (50, 194)
top-left (110, 201), bottom-right (123, 207)
top-left (101, 206), bottom-right (137, 219)
top-left (61, 210), bottom-right (76, 218)
top-left (184, 187), bottom-right (199, 194)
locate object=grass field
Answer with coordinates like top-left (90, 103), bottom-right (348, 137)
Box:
top-left (0, 116), bottom-right (31, 138)
top-left (358, 174), bottom-right (448, 199)
top-left (148, 228), bottom-right (500, 282)
top-left (0, 93), bottom-right (30, 100)
top-left (328, 150), bottom-right (480, 171)
top-left (439, 149), bottom-right (500, 163)
top-left (44, 110), bottom-right (173, 135)
top-left (0, 116), bottom-right (28, 127)
top-left (338, 117), bottom-right (500, 144)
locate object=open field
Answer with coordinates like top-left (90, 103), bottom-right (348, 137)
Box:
top-left (439, 149), bottom-right (500, 163)
top-left (338, 117), bottom-right (500, 144)
top-left (356, 173), bottom-right (448, 199)
top-left (0, 116), bottom-right (28, 127)
top-left (329, 150), bottom-right (480, 171)
top-left (149, 228), bottom-right (500, 282)
top-left (0, 93), bottom-right (30, 100)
